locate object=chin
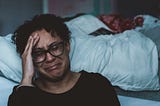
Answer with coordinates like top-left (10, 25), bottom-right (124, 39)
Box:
top-left (39, 69), bottom-right (68, 82)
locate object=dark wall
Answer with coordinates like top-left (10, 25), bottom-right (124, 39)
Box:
top-left (111, 0), bottom-right (160, 18)
top-left (0, 0), bottom-right (43, 36)
top-left (48, 0), bottom-right (111, 17)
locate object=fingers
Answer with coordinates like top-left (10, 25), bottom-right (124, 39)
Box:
top-left (32, 33), bottom-right (40, 47)
top-left (23, 35), bottom-right (33, 54)
top-left (27, 36), bottom-right (34, 54)
top-left (20, 33), bottom-right (40, 83)
top-left (23, 33), bottom-right (40, 54)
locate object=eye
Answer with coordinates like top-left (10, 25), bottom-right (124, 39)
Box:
top-left (50, 45), bottom-right (59, 51)
top-left (32, 50), bottom-right (45, 58)
top-left (49, 42), bottom-right (63, 51)
top-left (48, 42), bottom-right (64, 56)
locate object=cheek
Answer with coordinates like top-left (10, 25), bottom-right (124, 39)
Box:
top-left (63, 57), bottom-right (70, 71)
top-left (34, 63), bottom-right (46, 74)
top-left (34, 62), bottom-right (43, 69)
top-left (61, 52), bottom-right (70, 67)
top-left (62, 55), bottom-right (70, 65)
top-left (35, 66), bottom-right (43, 72)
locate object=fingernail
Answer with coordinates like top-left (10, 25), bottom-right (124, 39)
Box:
top-left (29, 36), bottom-right (33, 39)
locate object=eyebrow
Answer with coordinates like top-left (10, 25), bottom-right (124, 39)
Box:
top-left (48, 41), bottom-right (61, 48)
top-left (33, 41), bottom-right (62, 51)
top-left (33, 48), bottom-right (45, 52)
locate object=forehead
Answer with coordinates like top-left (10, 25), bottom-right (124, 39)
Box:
top-left (31, 29), bottom-right (62, 48)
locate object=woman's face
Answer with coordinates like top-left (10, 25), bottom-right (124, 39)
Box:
top-left (32, 29), bottom-right (70, 82)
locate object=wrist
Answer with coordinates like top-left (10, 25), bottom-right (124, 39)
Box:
top-left (20, 76), bottom-right (34, 86)
top-left (16, 84), bottom-right (35, 91)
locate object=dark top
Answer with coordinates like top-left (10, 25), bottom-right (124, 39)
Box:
top-left (8, 71), bottom-right (120, 106)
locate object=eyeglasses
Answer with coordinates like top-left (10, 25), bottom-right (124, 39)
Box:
top-left (32, 41), bottom-right (65, 64)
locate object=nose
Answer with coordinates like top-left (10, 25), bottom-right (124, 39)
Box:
top-left (45, 52), bottom-right (56, 63)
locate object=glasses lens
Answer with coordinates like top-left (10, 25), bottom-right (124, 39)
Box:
top-left (32, 42), bottom-right (65, 64)
top-left (49, 42), bottom-right (64, 57)
top-left (32, 50), bottom-right (46, 63)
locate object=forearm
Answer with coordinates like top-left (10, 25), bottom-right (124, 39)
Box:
top-left (20, 34), bottom-right (38, 87)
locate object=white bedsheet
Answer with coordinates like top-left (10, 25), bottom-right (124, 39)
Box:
top-left (118, 95), bottom-right (160, 106)
top-left (0, 76), bottom-right (160, 106)
top-left (66, 14), bottom-right (160, 91)
top-left (69, 29), bottom-right (159, 91)
top-left (0, 76), bottom-right (17, 106)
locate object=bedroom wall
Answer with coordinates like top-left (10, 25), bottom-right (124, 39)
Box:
top-left (48, 0), bottom-right (112, 17)
top-left (111, 0), bottom-right (160, 18)
top-left (1, 0), bottom-right (112, 35)
top-left (0, 0), bottom-right (43, 36)
top-left (47, 0), bottom-right (160, 18)
top-left (1, 0), bottom-right (159, 36)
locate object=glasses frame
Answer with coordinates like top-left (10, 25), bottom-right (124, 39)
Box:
top-left (32, 41), bottom-right (65, 64)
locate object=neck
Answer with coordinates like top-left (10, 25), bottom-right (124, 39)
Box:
top-left (35, 71), bottom-right (81, 94)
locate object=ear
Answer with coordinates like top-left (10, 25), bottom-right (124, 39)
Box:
top-left (66, 42), bottom-right (70, 51)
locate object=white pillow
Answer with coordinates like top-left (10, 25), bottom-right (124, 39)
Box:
top-left (66, 14), bottom-right (160, 91)
top-left (0, 76), bottom-right (17, 106)
top-left (135, 15), bottom-right (160, 57)
top-left (69, 29), bottom-right (160, 91)
top-left (65, 14), bottom-right (112, 36)
top-left (0, 34), bottom-right (22, 82)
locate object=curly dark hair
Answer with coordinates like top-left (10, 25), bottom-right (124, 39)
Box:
top-left (12, 14), bottom-right (71, 55)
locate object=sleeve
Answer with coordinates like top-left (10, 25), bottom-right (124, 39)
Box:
top-left (8, 85), bottom-right (36, 106)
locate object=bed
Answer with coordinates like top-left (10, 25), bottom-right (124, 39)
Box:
top-left (0, 14), bottom-right (160, 106)
top-left (1, 76), bottom-right (160, 106)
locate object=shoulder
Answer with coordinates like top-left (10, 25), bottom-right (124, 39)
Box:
top-left (80, 70), bottom-right (108, 79)
top-left (11, 85), bottom-right (38, 95)
top-left (80, 70), bottom-right (112, 86)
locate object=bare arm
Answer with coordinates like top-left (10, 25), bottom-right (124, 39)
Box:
top-left (20, 34), bottom-right (39, 87)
